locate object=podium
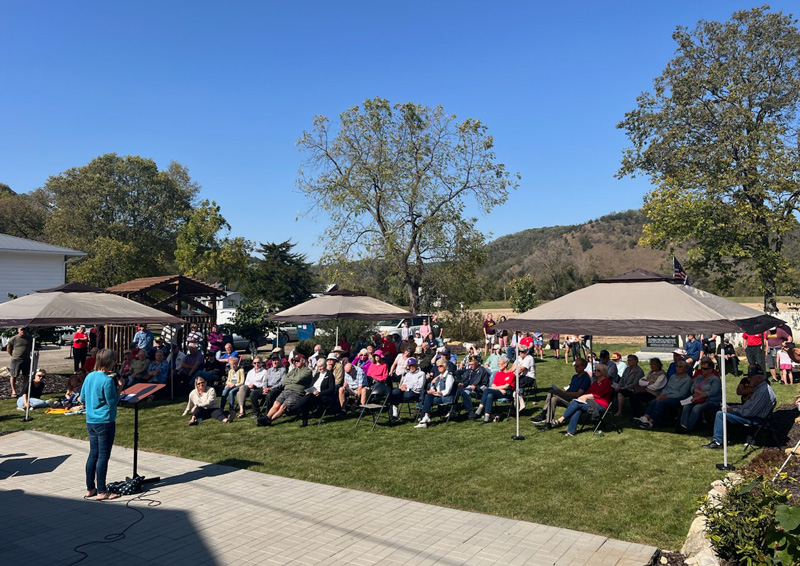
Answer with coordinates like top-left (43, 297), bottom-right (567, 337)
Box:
top-left (120, 382), bottom-right (166, 484)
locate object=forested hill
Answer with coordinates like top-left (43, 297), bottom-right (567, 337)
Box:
top-left (478, 210), bottom-right (688, 300)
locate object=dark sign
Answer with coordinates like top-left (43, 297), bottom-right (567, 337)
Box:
top-left (646, 335), bottom-right (679, 349)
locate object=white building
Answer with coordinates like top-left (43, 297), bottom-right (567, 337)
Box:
top-left (0, 234), bottom-right (85, 302)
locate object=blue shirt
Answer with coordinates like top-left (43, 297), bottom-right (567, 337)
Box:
top-left (685, 339), bottom-right (702, 362)
top-left (133, 329), bottom-right (154, 352)
top-left (568, 372), bottom-right (591, 395)
top-left (81, 370), bottom-right (119, 424)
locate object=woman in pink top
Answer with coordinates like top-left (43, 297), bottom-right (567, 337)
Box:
top-left (367, 350), bottom-right (390, 396)
top-left (419, 320), bottom-right (432, 340)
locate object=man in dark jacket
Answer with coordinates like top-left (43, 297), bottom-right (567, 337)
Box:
top-left (456, 356), bottom-right (491, 419)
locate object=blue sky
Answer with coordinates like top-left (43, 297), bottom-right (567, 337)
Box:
top-left (2, 1), bottom-right (796, 261)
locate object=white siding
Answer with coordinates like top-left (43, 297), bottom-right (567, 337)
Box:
top-left (0, 252), bottom-right (66, 302)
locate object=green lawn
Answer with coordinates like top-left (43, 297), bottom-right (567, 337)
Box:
top-left (1, 342), bottom-right (796, 551)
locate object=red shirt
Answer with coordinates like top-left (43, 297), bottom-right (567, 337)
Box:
top-left (491, 371), bottom-right (515, 389)
top-left (742, 332), bottom-right (764, 347)
top-left (519, 336), bottom-right (533, 349)
top-left (73, 332), bottom-right (89, 349)
top-left (84, 357), bottom-right (96, 372)
top-left (586, 378), bottom-right (613, 409)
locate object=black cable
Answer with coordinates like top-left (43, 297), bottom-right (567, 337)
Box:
top-left (67, 488), bottom-right (162, 566)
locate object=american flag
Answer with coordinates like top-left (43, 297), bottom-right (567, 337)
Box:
top-left (673, 257), bottom-right (689, 285)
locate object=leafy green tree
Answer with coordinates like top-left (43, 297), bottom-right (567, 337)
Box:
top-left (42, 154), bottom-right (197, 286)
top-left (509, 274), bottom-right (537, 313)
top-left (175, 199), bottom-right (252, 284)
top-left (617, 7), bottom-right (800, 311)
top-left (229, 299), bottom-right (270, 344)
top-left (298, 97), bottom-right (519, 313)
top-left (0, 188), bottom-right (49, 241)
top-left (240, 240), bottom-right (316, 310)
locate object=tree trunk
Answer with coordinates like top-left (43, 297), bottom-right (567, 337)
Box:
top-left (405, 280), bottom-right (420, 314)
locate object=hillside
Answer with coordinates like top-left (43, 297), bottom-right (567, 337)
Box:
top-left (479, 209), bottom-right (688, 300)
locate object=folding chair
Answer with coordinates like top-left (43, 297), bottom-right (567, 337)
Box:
top-left (354, 386), bottom-right (391, 431)
top-left (579, 400), bottom-right (621, 436)
top-left (743, 399), bottom-right (780, 450)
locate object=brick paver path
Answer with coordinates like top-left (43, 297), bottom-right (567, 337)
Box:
top-left (0, 431), bottom-right (657, 566)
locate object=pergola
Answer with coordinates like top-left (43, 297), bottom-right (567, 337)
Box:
top-left (106, 275), bottom-right (225, 351)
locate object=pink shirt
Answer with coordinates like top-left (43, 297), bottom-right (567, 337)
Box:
top-left (367, 362), bottom-right (388, 383)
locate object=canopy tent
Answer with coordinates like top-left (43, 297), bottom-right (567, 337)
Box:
top-left (268, 289), bottom-right (413, 324)
top-left (268, 289), bottom-right (413, 343)
top-left (0, 291), bottom-right (183, 327)
top-left (497, 271), bottom-right (784, 464)
top-left (35, 282), bottom-right (107, 293)
top-left (0, 291), bottom-right (183, 419)
top-left (497, 279), bottom-right (782, 335)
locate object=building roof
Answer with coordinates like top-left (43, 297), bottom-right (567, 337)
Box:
top-left (107, 274), bottom-right (225, 297)
top-left (0, 233), bottom-right (84, 256)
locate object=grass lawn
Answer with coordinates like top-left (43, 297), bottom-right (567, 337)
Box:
top-left (1, 342), bottom-right (796, 551)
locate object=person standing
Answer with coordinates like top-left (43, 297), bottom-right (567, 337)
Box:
top-left (72, 325), bottom-right (89, 371)
top-left (80, 349), bottom-right (123, 501)
top-left (7, 327), bottom-right (32, 398)
top-left (482, 313), bottom-right (496, 355)
top-left (742, 330), bottom-right (766, 372)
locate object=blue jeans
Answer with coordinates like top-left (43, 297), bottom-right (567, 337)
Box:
top-left (645, 397), bottom-right (681, 425)
top-left (479, 388), bottom-right (510, 415)
top-left (86, 422), bottom-right (116, 493)
top-left (712, 411), bottom-right (760, 444)
top-left (220, 386), bottom-right (240, 411)
top-left (420, 392), bottom-right (453, 415)
top-left (680, 401), bottom-right (720, 431)
top-left (17, 397), bottom-right (48, 409)
top-left (562, 400), bottom-right (592, 435)
top-left (457, 386), bottom-right (481, 412)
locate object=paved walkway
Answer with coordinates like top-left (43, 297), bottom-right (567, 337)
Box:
top-left (0, 431), bottom-right (657, 566)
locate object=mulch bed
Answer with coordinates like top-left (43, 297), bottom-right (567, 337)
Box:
top-left (654, 404), bottom-right (800, 566)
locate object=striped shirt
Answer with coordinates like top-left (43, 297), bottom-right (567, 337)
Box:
top-left (734, 380), bottom-right (776, 419)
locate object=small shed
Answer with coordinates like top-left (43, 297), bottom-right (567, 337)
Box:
top-left (106, 275), bottom-right (225, 349)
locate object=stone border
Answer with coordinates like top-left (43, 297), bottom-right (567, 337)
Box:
top-left (677, 473), bottom-right (742, 566)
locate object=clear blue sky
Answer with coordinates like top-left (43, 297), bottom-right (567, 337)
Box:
top-left (2, 1), bottom-right (796, 261)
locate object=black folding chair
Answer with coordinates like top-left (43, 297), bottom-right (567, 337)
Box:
top-left (354, 386), bottom-right (391, 431)
top-left (743, 399), bottom-right (780, 450)
top-left (579, 400), bottom-right (621, 436)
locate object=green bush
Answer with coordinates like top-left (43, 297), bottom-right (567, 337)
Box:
top-left (440, 310), bottom-right (484, 342)
top-left (700, 474), bottom-right (797, 565)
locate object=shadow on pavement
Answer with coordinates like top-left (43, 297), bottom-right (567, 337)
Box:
top-left (0, 488), bottom-right (219, 566)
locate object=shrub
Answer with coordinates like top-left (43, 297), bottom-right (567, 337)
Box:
top-left (700, 474), bottom-right (796, 565)
top-left (440, 310), bottom-right (484, 342)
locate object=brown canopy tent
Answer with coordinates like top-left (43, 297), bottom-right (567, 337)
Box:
top-left (268, 289), bottom-right (413, 342)
top-left (0, 291), bottom-right (183, 418)
top-left (497, 275), bottom-right (781, 335)
top-left (497, 270), bottom-right (784, 465)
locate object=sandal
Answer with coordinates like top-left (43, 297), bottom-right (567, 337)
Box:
top-left (96, 492), bottom-right (121, 501)
top-left (84, 489), bottom-right (97, 499)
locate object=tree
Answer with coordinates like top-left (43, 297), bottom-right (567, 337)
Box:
top-left (298, 97), bottom-right (519, 313)
top-left (175, 199), bottom-right (252, 284)
top-left (240, 240), bottom-right (316, 310)
top-left (617, 7), bottom-right (800, 311)
top-left (509, 274), bottom-right (537, 313)
top-left (0, 188), bottom-right (49, 240)
top-left (42, 154), bottom-right (197, 286)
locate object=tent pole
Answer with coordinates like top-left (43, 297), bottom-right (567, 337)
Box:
top-left (21, 337), bottom-right (36, 423)
top-left (512, 339), bottom-right (524, 440)
top-left (717, 351), bottom-right (733, 470)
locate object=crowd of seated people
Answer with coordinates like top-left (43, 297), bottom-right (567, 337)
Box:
top-left (143, 323), bottom-right (782, 452)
